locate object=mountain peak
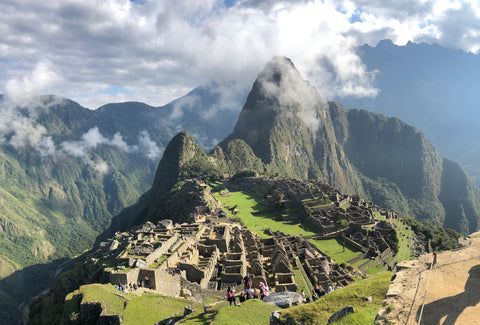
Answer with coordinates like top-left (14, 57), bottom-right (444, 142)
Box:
top-left (241, 56), bottom-right (325, 130)
top-left (259, 55), bottom-right (297, 83)
top-left (219, 56), bottom-right (327, 167)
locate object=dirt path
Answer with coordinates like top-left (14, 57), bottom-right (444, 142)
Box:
top-left (377, 231), bottom-right (480, 325)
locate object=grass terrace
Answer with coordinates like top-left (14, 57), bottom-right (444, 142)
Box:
top-left (308, 238), bottom-right (368, 267)
top-left (213, 190), bottom-right (315, 238)
top-left (122, 294), bottom-right (193, 324)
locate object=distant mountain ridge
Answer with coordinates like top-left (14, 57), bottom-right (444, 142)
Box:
top-left (337, 39), bottom-right (480, 185)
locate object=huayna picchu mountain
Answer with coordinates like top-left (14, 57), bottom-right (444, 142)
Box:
top-left (105, 56), bottom-right (480, 238)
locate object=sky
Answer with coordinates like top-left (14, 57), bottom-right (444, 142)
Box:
top-left (1, 0), bottom-right (480, 109)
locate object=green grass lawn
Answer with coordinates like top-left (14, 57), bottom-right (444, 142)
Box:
top-left (122, 293), bottom-right (193, 324)
top-left (308, 238), bottom-right (367, 266)
top-left (279, 272), bottom-right (393, 325)
top-left (211, 299), bottom-right (278, 325)
top-left (213, 190), bottom-right (316, 238)
top-left (80, 284), bottom-right (128, 315)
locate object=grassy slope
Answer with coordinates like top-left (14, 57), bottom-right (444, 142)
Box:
top-left (211, 299), bottom-right (278, 325)
top-left (63, 284), bottom-right (194, 324)
top-left (280, 271), bottom-right (393, 324)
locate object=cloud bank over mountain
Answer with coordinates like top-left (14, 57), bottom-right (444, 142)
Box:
top-left (2, 0), bottom-right (479, 109)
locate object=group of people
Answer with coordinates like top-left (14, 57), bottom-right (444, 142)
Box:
top-left (225, 274), bottom-right (272, 306)
top-left (301, 282), bottom-right (340, 303)
top-left (226, 276), bottom-right (342, 306)
top-left (166, 267), bottom-right (182, 275)
top-left (113, 282), bottom-right (139, 292)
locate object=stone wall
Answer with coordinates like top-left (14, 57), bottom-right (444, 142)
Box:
top-left (108, 268), bottom-right (140, 286)
top-left (138, 269), bottom-right (157, 289)
top-left (199, 249), bottom-right (220, 289)
top-left (342, 235), bottom-right (368, 253)
top-left (155, 269), bottom-right (182, 297)
top-left (180, 277), bottom-right (222, 302)
top-left (177, 263), bottom-right (204, 284)
top-left (165, 238), bottom-right (195, 268)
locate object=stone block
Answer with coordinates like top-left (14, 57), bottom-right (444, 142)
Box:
top-left (327, 306), bottom-right (354, 324)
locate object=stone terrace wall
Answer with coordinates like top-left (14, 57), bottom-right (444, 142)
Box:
top-left (199, 249), bottom-right (220, 289)
top-left (177, 263), bottom-right (204, 284)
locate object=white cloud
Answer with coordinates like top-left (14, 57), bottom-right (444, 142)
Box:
top-left (4, 61), bottom-right (60, 105)
top-left (0, 0), bottom-right (479, 110)
top-left (60, 127), bottom-right (162, 160)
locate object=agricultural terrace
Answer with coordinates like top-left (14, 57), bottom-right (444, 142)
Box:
top-left (308, 238), bottom-right (369, 270)
top-left (374, 212), bottom-right (414, 261)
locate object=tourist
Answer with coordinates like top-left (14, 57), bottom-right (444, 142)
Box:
top-left (311, 290), bottom-right (319, 301)
top-left (314, 283), bottom-right (322, 297)
top-left (243, 274), bottom-right (252, 290)
top-left (327, 285), bottom-right (333, 294)
top-left (300, 289), bottom-right (306, 302)
top-left (245, 286), bottom-right (255, 299)
top-left (239, 292), bottom-right (246, 303)
top-left (226, 286), bottom-right (237, 306)
top-left (258, 282), bottom-right (270, 297)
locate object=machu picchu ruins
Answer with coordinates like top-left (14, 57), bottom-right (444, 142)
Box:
top-left (92, 177), bottom-right (403, 304)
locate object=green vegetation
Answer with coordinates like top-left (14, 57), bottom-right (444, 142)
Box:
top-left (211, 299), bottom-right (278, 325)
top-left (81, 284), bottom-right (127, 315)
top-left (213, 190), bottom-right (315, 238)
top-left (279, 272), bottom-right (392, 324)
top-left (60, 284), bottom-right (194, 324)
top-left (309, 238), bottom-right (367, 267)
top-left (148, 255), bottom-right (168, 269)
top-left (403, 216), bottom-right (461, 252)
top-left (293, 258), bottom-right (314, 294)
top-left (122, 293), bottom-right (191, 324)
top-left (374, 212), bottom-right (414, 261)
top-left (59, 284), bottom-right (279, 325)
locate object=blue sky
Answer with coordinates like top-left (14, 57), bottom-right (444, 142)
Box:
top-left (1, 0), bottom-right (480, 109)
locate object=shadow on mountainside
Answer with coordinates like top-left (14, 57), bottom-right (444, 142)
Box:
top-left (0, 258), bottom-right (68, 325)
top-left (416, 264), bottom-right (480, 325)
